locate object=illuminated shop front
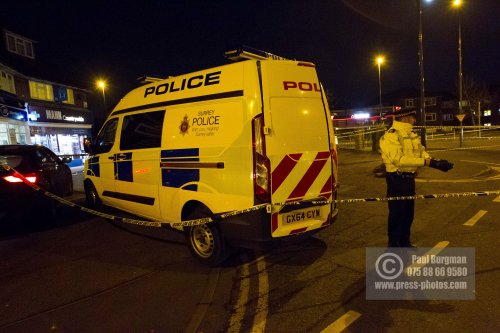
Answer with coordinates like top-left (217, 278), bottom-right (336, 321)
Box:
top-left (0, 95), bottom-right (30, 145)
top-left (27, 105), bottom-right (93, 156)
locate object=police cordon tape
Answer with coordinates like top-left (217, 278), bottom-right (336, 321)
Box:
top-left (1, 163), bottom-right (499, 228)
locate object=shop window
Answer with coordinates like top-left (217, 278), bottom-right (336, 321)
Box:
top-left (120, 110), bottom-right (165, 150)
top-left (443, 114), bottom-right (453, 121)
top-left (483, 110), bottom-right (491, 117)
top-left (0, 123), bottom-right (8, 145)
top-left (0, 71), bottom-right (16, 94)
top-left (29, 81), bottom-right (54, 101)
top-left (5, 31), bottom-right (35, 59)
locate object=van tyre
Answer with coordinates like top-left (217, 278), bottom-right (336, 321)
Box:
top-left (185, 207), bottom-right (228, 266)
top-left (84, 182), bottom-right (102, 210)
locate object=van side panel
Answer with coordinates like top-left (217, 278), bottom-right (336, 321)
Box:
top-left (159, 99), bottom-right (255, 223)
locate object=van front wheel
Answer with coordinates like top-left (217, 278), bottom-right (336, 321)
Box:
top-left (185, 208), bottom-right (227, 266)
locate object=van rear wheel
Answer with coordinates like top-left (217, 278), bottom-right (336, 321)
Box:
top-left (185, 207), bottom-right (227, 266)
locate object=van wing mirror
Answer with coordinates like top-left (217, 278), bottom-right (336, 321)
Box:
top-left (83, 137), bottom-right (93, 154)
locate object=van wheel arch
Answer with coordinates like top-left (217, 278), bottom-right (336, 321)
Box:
top-left (182, 202), bottom-right (230, 266)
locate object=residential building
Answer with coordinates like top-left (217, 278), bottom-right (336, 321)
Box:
top-left (0, 28), bottom-right (93, 155)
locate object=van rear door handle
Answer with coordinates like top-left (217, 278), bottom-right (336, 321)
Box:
top-left (116, 154), bottom-right (127, 160)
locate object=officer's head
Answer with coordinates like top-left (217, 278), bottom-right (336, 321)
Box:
top-left (390, 108), bottom-right (417, 126)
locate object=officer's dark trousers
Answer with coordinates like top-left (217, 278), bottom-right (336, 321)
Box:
top-left (385, 172), bottom-right (416, 246)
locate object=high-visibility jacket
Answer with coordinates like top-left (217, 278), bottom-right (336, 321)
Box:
top-left (379, 120), bottom-right (430, 173)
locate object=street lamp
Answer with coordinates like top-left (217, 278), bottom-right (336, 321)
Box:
top-left (97, 79), bottom-right (107, 110)
top-left (376, 55), bottom-right (384, 116)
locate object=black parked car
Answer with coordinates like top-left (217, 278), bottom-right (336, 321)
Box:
top-left (0, 145), bottom-right (73, 221)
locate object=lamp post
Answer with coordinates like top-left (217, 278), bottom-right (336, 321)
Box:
top-left (417, 0), bottom-right (432, 146)
top-left (376, 55), bottom-right (384, 116)
top-left (452, 0), bottom-right (464, 146)
top-left (97, 80), bottom-right (107, 110)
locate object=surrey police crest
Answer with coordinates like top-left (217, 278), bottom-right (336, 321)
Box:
top-left (179, 115), bottom-right (190, 135)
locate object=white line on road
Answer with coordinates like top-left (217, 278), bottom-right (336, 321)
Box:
top-left (320, 310), bottom-right (361, 333)
top-left (251, 256), bottom-right (269, 333)
top-left (228, 256), bottom-right (251, 333)
top-left (459, 160), bottom-right (500, 166)
top-left (494, 195), bottom-right (500, 202)
top-left (407, 241), bottom-right (450, 271)
top-left (464, 210), bottom-right (488, 226)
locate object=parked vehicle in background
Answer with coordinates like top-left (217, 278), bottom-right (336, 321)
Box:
top-left (0, 144), bottom-right (73, 221)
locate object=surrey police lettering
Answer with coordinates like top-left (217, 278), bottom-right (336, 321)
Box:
top-left (144, 71), bottom-right (221, 98)
top-left (191, 109), bottom-right (220, 137)
top-left (193, 110), bottom-right (219, 126)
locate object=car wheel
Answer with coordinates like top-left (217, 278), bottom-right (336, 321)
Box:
top-left (84, 182), bottom-right (102, 210)
top-left (185, 207), bottom-right (228, 266)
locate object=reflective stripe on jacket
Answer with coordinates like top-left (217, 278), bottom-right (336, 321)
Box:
top-left (379, 120), bottom-right (430, 173)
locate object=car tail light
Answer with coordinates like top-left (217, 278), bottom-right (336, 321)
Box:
top-left (3, 173), bottom-right (37, 183)
top-left (252, 115), bottom-right (270, 204)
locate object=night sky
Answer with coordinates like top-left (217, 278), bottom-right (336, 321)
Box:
top-left (2, 0), bottom-right (499, 109)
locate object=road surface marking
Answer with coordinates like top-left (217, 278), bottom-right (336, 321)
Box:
top-left (494, 195), bottom-right (500, 202)
top-left (459, 160), bottom-right (500, 166)
top-left (228, 256), bottom-right (250, 333)
top-left (251, 256), bottom-right (269, 333)
top-left (464, 210), bottom-right (488, 226)
top-left (185, 268), bottom-right (220, 333)
top-left (320, 310), bottom-right (361, 333)
top-left (407, 241), bottom-right (450, 271)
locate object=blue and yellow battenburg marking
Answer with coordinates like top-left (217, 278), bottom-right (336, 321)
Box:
top-left (160, 148), bottom-right (200, 191)
top-left (86, 156), bottom-right (100, 177)
top-left (114, 152), bottom-right (133, 182)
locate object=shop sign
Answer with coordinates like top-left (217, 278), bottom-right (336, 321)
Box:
top-left (63, 115), bottom-right (84, 122)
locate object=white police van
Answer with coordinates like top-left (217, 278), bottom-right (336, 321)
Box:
top-left (84, 47), bottom-right (338, 265)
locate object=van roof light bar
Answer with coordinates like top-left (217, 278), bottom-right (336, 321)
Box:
top-left (137, 76), bottom-right (166, 84)
top-left (225, 45), bottom-right (291, 62)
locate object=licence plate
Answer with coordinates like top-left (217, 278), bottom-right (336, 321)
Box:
top-left (282, 207), bottom-right (322, 224)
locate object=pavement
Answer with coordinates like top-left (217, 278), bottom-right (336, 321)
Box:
top-left (67, 171), bottom-right (86, 203)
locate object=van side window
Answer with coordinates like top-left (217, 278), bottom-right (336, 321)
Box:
top-left (95, 118), bottom-right (118, 154)
top-left (120, 110), bottom-right (165, 150)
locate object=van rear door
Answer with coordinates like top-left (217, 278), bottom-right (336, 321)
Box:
top-left (260, 61), bottom-right (335, 237)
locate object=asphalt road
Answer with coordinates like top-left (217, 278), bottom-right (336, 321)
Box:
top-left (0, 146), bottom-right (498, 333)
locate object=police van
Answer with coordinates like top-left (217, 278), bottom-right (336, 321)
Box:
top-left (83, 47), bottom-right (338, 265)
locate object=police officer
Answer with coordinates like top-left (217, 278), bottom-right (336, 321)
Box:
top-left (379, 108), bottom-right (454, 247)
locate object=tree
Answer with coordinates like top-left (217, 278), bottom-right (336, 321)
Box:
top-left (462, 75), bottom-right (491, 126)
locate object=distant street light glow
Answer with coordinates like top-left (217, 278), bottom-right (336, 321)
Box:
top-left (96, 79), bottom-right (107, 110)
top-left (375, 55), bottom-right (385, 115)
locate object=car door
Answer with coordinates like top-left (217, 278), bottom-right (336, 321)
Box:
top-left (35, 147), bottom-right (72, 196)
